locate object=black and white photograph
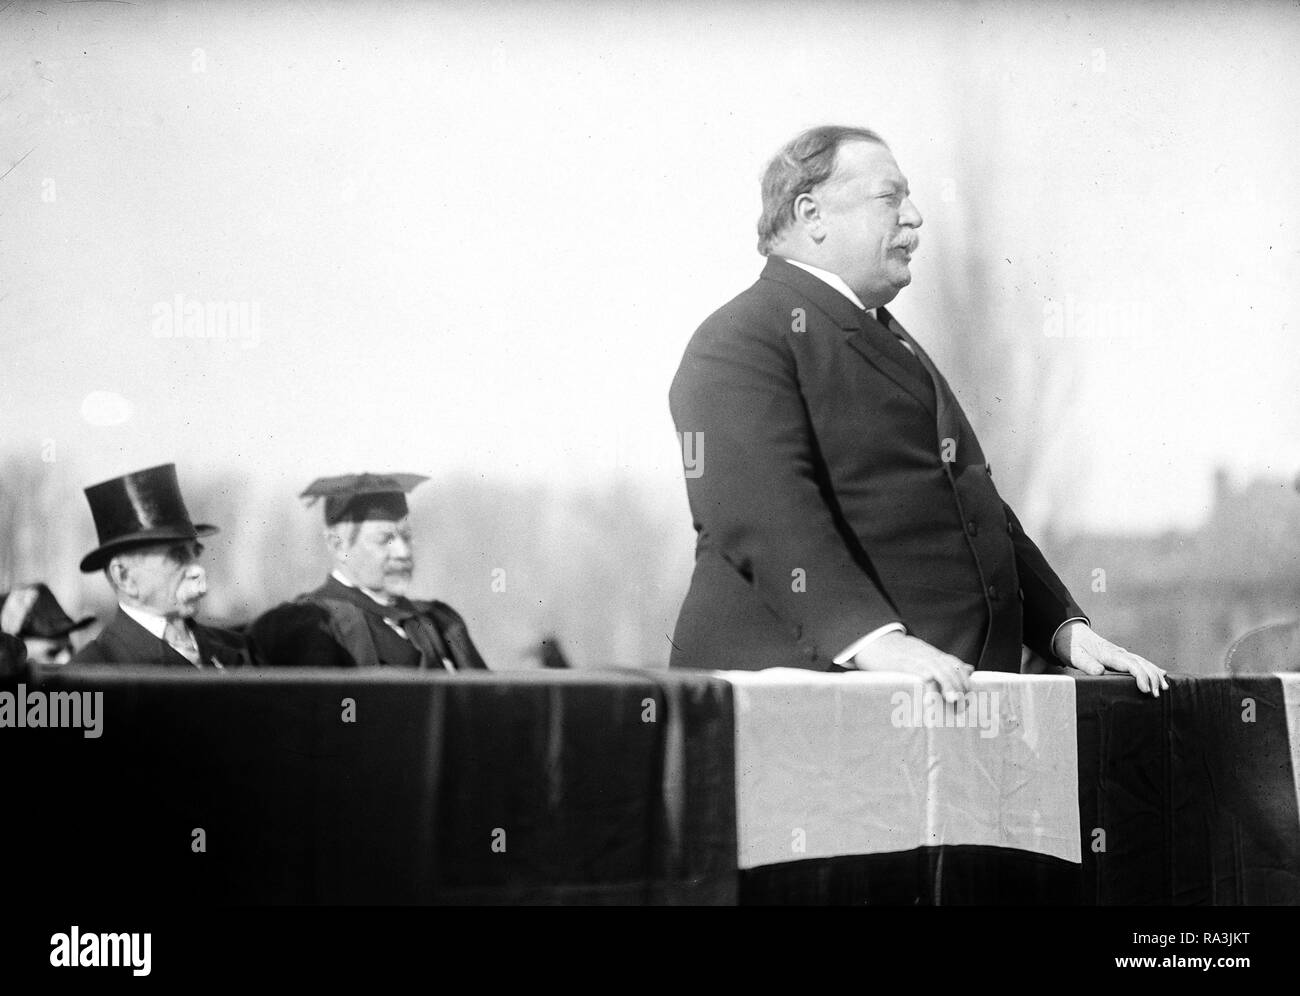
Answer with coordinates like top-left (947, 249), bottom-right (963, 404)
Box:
top-left (2, 0), bottom-right (1297, 974)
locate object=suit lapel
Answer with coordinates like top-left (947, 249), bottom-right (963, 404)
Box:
top-left (852, 312), bottom-right (936, 414)
top-left (191, 622), bottom-right (243, 670)
top-left (878, 305), bottom-right (954, 447)
top-left (99, 609), bottom-right (190, 667)
top-left (761, 257), bottom-right (936, 413)
top-left (879, 306), bottom-right (986, 468)
top-left (315, 577), bottom-right (480, 671)
top-left (426, 605), bottom-right (476, 671)
top-left (191, 625), bottom-right (218, 669)
top-left (445, 624), bottom-right (476, 671)
top-left (317, 576), bottom-right (428, 667)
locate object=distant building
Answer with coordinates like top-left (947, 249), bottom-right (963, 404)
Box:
top-left (1043, 471), bottom-right (1300, 675)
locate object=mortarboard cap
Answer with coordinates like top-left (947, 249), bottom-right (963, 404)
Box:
top-left (300, 472), bottom-right (429, 525)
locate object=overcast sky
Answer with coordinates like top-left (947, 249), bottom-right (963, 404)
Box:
top-left (3, 0), bottom-right (1298, 535)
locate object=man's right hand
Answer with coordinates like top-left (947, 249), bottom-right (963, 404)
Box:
top-left (850, 631), bottom-right (974, 702)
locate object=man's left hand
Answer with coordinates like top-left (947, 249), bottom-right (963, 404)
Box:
top-left (1053, 621), bottom-right (1169, 698)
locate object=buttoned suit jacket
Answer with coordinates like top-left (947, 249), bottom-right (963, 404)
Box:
top-left (668, 255), bottom-right (1084, 672)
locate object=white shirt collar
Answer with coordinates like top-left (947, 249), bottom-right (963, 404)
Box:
top-left (119, 602), bottom-right (171, 639)
top-left (781, 257), bottom-right (871, 313)
top-left (331, 569), bottom-right (395, 607)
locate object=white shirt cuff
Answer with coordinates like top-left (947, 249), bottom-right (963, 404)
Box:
top-left (1050, 615), bottom-right (1090, 660)
top-left (834, 623), bottom-right (906, 666)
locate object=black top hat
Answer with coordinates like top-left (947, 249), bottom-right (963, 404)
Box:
top-left (0, 584), bottom-right (95, 639)
top-left (79, 463), bottom-right (218, 573)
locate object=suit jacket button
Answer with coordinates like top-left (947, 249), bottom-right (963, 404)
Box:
top-left (1006, 521), bottom-right (1014, 536)
top-left (986, 584), bottom-right (999, 600)
top-left (966, 520), bottom-right (978, 536)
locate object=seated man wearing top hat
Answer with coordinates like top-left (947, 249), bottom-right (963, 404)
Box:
top-left (250, 473), bottom-right (488, 670)
top-left (0, 584), bottom-right (96, 667)
top-left (72, 463), bottom-right (255, 669)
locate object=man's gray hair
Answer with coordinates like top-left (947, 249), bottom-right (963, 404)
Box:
top-left (756, 125), bottom-right (888, 255)
top-left (103, 550), bottom-right (143, 591)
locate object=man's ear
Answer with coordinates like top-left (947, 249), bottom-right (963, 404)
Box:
top-left (324, 527), bottom-right (345, 558)
top-left (792, 192), bottom-right (824, 241)
top-left (107, 557), bottom-right (134, 597)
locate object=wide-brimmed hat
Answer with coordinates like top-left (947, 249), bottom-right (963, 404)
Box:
top-left (79, 463), bottom-right (218, 573)
top-left (0, 583), bottom-right (95, 639)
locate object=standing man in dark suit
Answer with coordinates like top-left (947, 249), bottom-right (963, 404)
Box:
top-left (669, 125), bottom-right (1167, 700)
top-left (72, 463), bottom-right (254, 669)
top-left (250, 474), bottom-right (488, 671)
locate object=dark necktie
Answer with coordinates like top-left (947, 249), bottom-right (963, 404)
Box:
top-left (867, 309), bottom-right (928, 381)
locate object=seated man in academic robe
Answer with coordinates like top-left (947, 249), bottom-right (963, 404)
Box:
top-left (250, 473), bottom-right (487, 671)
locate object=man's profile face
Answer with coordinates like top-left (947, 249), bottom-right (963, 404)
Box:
top-left (813, 141), bottom-right (922, 305)
top-left (116, 540), bottom-right (208, 618)
top-left (333, 518), bottom-right (415, 598)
